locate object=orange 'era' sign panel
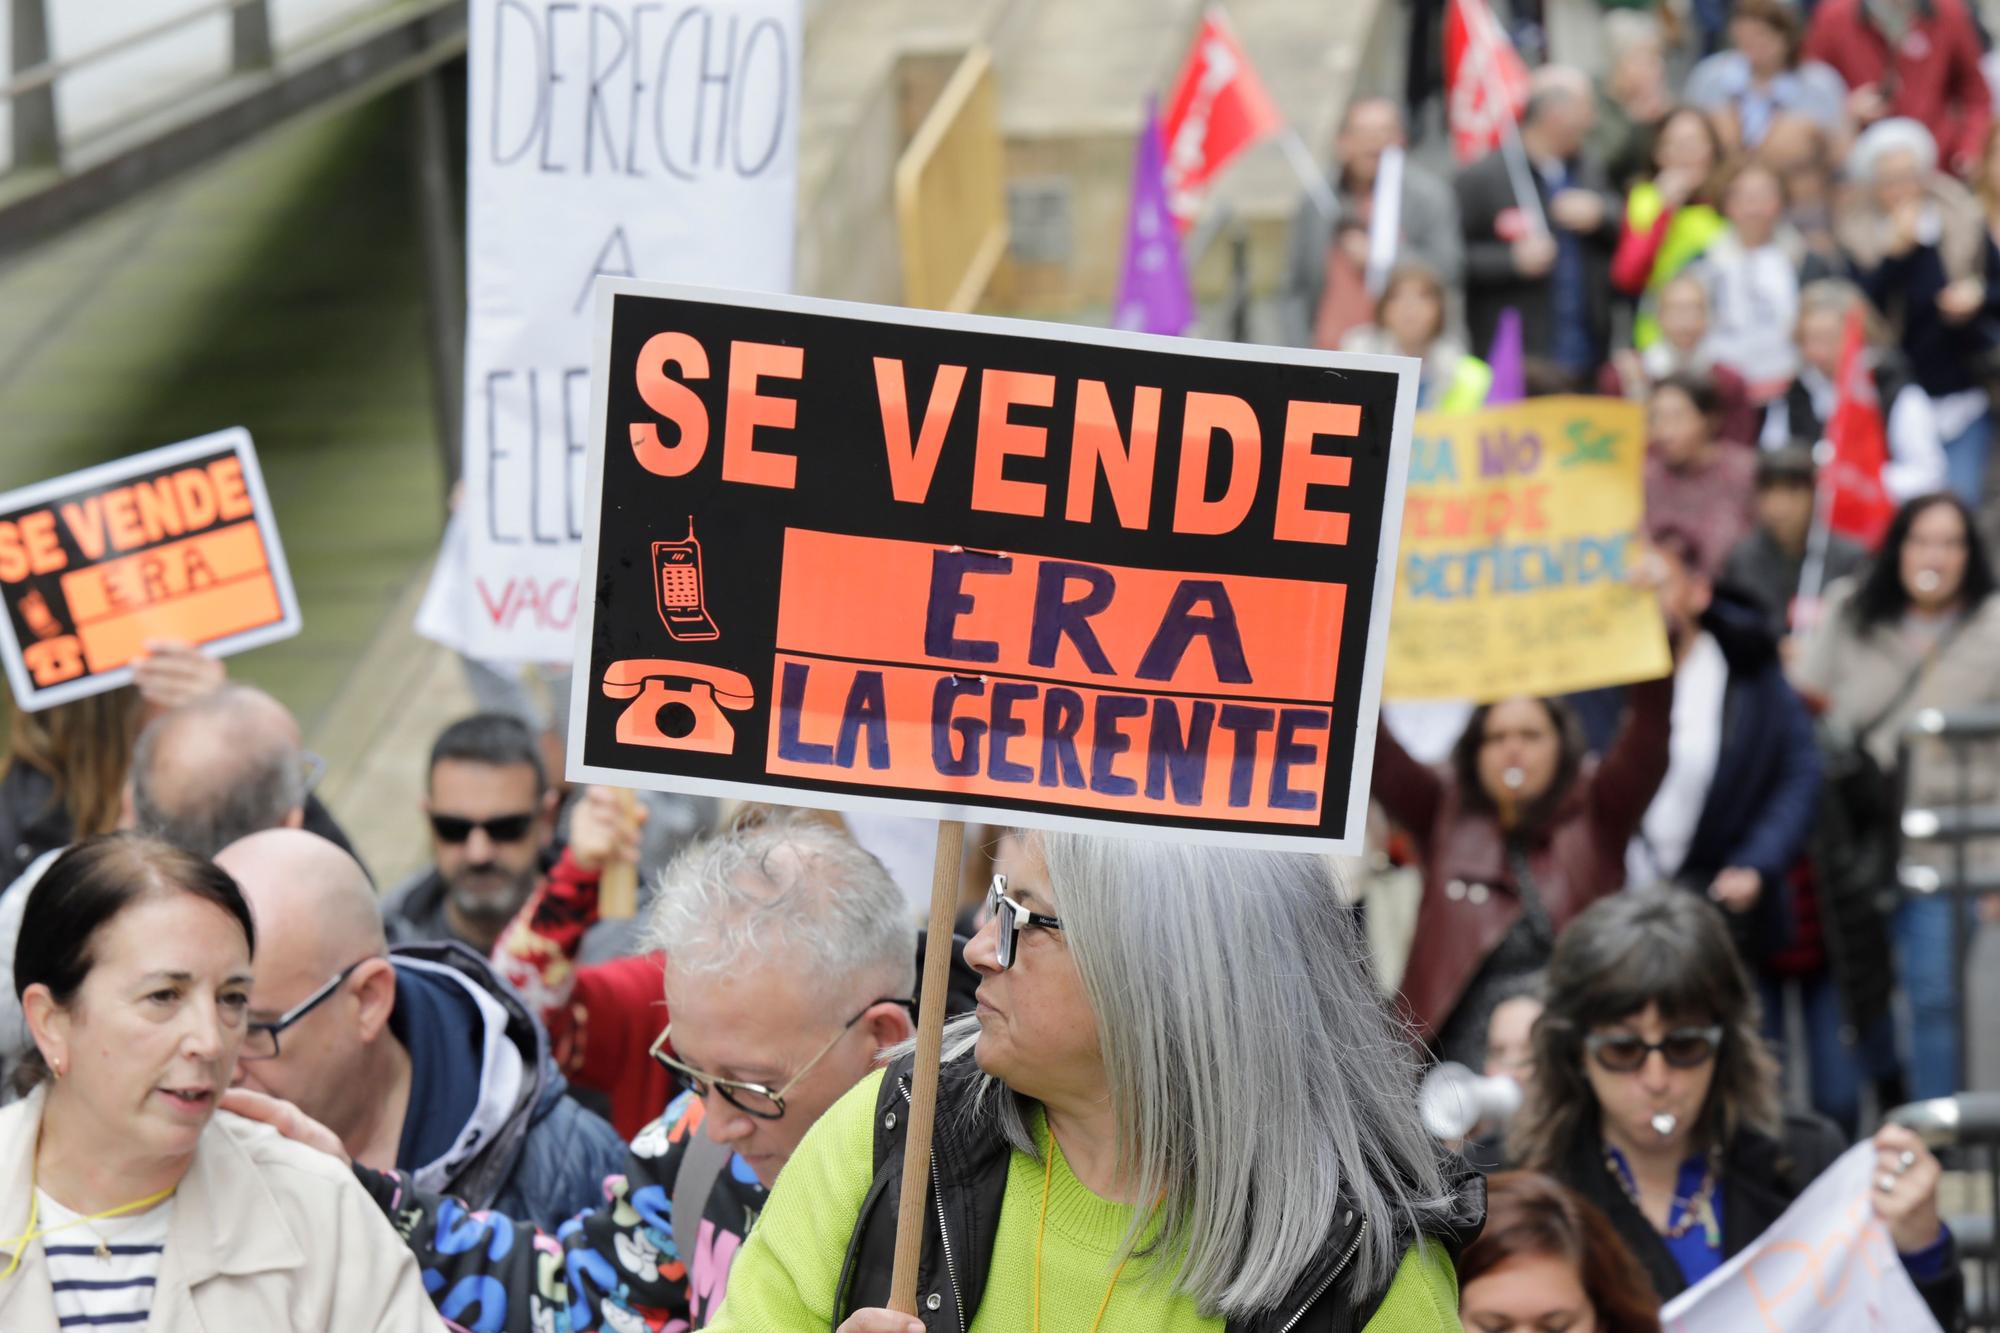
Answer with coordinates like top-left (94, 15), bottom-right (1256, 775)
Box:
top-left (567, 283), bottom-right (1416, 853)
top-left (0, 430), bottom-right (301, 711)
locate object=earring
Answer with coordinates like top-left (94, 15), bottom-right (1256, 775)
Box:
top-left (50, 1057), bottom-right (61, 1079)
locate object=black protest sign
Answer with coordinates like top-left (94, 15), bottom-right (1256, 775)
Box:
top-left (568, 283), bottom-right (1416, 852)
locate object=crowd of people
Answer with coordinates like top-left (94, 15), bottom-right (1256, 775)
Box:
top-left (2, 0), bottom-right (1998, 1329)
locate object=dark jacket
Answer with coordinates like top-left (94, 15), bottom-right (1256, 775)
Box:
top-left (836, 1053), bottom-right (1486, 1333)
top-left (1849, 220), bottom-right (2000, 401)
top-left (0, 765), bottom-right (66, 889)
top-left (1556, 1110), bottom-right (1965, 1329)
top-left (1674, 594), bottom-right (1824, 903)
top-left (389, 942), bottom-right (626, 1231)
top-left (1718, 526), bottom-right (1868, 641)
top-left (1455, 147), bottom-right (1620, 376)
top-left (1374, 675), bottom-right (1674, 1040)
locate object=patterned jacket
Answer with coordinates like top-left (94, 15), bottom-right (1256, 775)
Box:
top-left (360, 1090), bottom-right (765, 1332)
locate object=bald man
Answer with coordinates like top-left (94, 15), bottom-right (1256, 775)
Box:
top-left (129, 683), bottom-right (364, 870)
top-left (1279, 95), bottom-right (1462, 350)
top-left (217, 828), bottom-right (624, 1230)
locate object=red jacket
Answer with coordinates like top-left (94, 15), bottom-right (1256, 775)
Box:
top-left (1374, 674), bottom-right (1673, 1040)
top-left (493, 850), bottom-right (676, 1139)
top-left (1803, 0), bottom-right (1992, 174)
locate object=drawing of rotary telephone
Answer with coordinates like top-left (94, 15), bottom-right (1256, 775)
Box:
top-left (601, 659), bottom-right (755, 755)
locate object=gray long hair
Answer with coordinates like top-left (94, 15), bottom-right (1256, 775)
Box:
top-left (947, 831), bottom-right (1461, 1317)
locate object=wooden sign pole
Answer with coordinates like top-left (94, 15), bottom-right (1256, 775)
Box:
top-left (887, 818), bottom-right (966, 1315)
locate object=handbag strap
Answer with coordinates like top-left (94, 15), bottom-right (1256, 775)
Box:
top-left (1855, 613), bottom-right (1973, 746)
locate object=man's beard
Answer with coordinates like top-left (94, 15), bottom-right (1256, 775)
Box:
top-left (446, 863), bottom-right (538, 925)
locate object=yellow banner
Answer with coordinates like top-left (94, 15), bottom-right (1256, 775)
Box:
top-left (1384, 396), bottom-right (1671, 702)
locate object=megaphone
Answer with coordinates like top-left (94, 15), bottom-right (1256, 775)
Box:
top-left (1420, 1062), bottom-right (1524, 1141)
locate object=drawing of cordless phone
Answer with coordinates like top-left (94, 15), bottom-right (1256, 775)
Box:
top-left (601, 659), bottom-right (755, 755)
top-left (653, 520), bottom-right (719, 642)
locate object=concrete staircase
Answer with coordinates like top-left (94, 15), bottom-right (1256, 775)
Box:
top-left (791, 0), bottom-right (1390, 321)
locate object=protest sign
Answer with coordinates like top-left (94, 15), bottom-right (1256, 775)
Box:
top-left (427, 0), bottom-right (801, 663)
top-left (1383, 396), bottom-right (1670, 701)
top-left (0, 429), bottom-right (299, 712)
top-left (1661, 1142), bottom-right (1942, 1332)
top-left (566, 281), bottom-right (1418, 854)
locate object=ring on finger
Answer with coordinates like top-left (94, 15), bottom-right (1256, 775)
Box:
top-left (1876, 1171), bottom-right (1899, 1193)
top-left (1897, 1150), bottom-right (1917, 1174)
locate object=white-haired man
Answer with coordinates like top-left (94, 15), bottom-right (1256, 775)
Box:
top-left (226, 813), bottom-right (918, 1333)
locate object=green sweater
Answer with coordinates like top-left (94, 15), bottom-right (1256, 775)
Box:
top-left (706, 1070), bottom-right (1462, 1332)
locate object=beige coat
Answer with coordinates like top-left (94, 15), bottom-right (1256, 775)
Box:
top-left (0, 1086), bottom-right (443, 1332)
top-left (1793, 580), bottom-right (2000, 875)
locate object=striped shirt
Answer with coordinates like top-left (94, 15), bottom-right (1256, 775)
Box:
top-left (35, 1189), bottom-right (170, 1329)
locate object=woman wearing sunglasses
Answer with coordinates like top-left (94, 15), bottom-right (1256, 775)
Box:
top-left (708, 831), bottom-right (1486, 1333)
top-left (1511, 888), bottom-right (1963, 1323)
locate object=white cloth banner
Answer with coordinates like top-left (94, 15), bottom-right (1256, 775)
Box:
top-left (427, 0), bottom-right (801, 661)
top-left (1661, 1143), bottom-right (1942, 1332)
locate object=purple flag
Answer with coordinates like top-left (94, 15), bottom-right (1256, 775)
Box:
top-left (1486, 307), bottom-right (1525, 404)
top-left (1114, 101), bottom-right (1195, 335)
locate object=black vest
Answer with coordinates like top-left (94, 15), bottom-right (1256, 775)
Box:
top-left (833, 1053), bottom-right (1484, 1333)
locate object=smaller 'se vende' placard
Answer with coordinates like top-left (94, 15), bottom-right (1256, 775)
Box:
top-left (0, 429), bottom-right (300, 711)
top-left (567, 282), bottom-right (1418, 853)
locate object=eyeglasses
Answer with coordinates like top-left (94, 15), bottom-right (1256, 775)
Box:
top-left (986, 874), bottom-right (1062, 971)
top-left (1585, 1025), bottom-right (1724, 1074)
top-left (428, 811), bottom-right (537, 844)
top-left (240, 960), bottom-right (370, 1061)
top-left (648, 996), bottom-right (913, 1120)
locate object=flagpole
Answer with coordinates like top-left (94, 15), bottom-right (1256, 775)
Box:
top-left (1797, 460), bottom-right (1836, 610)
top-left (1278, 127), bottom-right (1339, 224)
top-left (1464, 0), bottom-right (1548, 235)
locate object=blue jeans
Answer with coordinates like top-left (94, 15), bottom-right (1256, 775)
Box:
top-left (1941, 408), bottom-right (1991, 509)
top-left (1758, 970), bottom-right (1897, 1138)
top-left (1894, 893), bottom-right (1968, 1098)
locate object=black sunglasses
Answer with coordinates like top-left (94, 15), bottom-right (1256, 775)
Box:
top-left (240, 960), bottom-right (369, 1061)
top-left (986, 874), bottom-right (1062, 970)
top-left (1585, 1025), bottom-right (1724, 1074)
top-left (428, 811), bottom-right (537, 844)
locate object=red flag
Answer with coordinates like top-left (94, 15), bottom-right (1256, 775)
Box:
top-left (1823, 307), bottom-right (1896, 547)
top-left (1444, 0), bottom-right (1530, 165)
top-left (1161, 9), bottom-right (1283, 233)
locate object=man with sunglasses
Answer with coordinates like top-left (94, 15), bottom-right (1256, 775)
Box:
top-left (217, 827), bottom-right (625, 1232)
top-left (224, 815), bottom-right (919, 1332)
top-left (383, 713), bottom-right (562, 954)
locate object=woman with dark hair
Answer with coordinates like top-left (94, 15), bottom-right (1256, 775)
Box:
top-left (1643, 372), bottom-right (1758, 579)
top-left (0, 835), bottom-right (436, 1330)
top-left (1611, 106), bottom-right (1730, 349)
top-left (1512, 888), bottom-right (1963, 1324)
top-left (1373, 675), bottom-right (1672, 1068)
top-left (1460, 1171), bottom-right (1661, 1333)
top-left (0, 688), bottom-right (146, 887)
top-left (1792, 492), bottom-right (2000, 1099)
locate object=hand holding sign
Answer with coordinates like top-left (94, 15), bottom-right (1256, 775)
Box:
top-left (0, 429), bottom-right (299, 712)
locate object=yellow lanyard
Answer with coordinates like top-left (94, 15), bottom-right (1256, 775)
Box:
top-left (0, 1183), bottom-right (177, 1280)
top-left (1032, 1130), bottom-right (1131, 1333)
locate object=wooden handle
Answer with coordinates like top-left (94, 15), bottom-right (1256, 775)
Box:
top-left (888, 819), bottom-right (965, 1315)
top-left (597, 789), bottom-right (642, 919)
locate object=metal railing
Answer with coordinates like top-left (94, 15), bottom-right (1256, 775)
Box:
top-left (1895, 710), bottom-right (2000, 1327)
top-left (0, 0), bottom-right (465, 263)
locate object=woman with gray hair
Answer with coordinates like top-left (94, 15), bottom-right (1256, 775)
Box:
top-left (1838, 116), bottom-right (2000, 506)
top-left (708, 831), bottom-right (1482, 1333)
